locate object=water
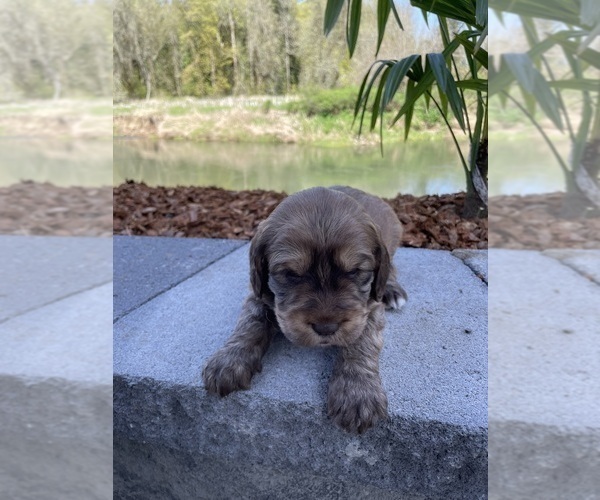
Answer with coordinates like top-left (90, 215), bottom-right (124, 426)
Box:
top-left (489, 134), bottom-right (568, 196)
top-left (0, 137), bottom-right (569, 196)
top-left (0, 139), bottom-right (113, 187)
top-left (113, 139), bottom-right (465, 197)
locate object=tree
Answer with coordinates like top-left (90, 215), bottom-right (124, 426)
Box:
top-left (324, 0), bottom-right (489, 218)
top-left (114, 0), bottom-right (175, 100)
top-left (489, 0), bottom-right (600, 217)
top-left (0, 0), bottom-right (111, 99)
top-left (297, 0), bottom-right (348, 89)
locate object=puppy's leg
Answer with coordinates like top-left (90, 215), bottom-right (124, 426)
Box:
top-left (203, 294), bottom-right (277, 396)
top-left (327, 307), bottom-right (388, 433)
top-left (383, 265), bottom-right (407, 310)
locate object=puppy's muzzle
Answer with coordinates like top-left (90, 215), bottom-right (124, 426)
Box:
top-left (311, 322), bottom-right (339, 336)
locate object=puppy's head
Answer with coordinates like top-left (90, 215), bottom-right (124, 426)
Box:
top-left (249, 187), bottom-right (390, 347)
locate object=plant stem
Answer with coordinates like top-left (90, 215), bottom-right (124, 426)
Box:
top-left (502, 91), bottom-right (570, 176)
top-left (428, 90), bottom-right (469, 178)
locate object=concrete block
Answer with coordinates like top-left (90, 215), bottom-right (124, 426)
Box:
top-left (452, 249), bottom-right (488, 283)
top-left (0, 235), bottom-right (112, 323)
top-left (113, 236), bottom-right (245, 321)
top-left (543, 248), bottom-right (600, 284)
top-left (114, 242), bottom-right (487, 499)
top-left (0, 237), bottom-right (112, 500)
top-left (488, 249), bottom-right (600, 499)
top-left (0, 283), bottom-right (113, 382)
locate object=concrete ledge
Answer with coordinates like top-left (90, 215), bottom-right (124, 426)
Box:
top-left (114, 238), bottom-right (487, 499)
top-left (113, 235), bottom-right (244, 321)
top-left (0, 236), bottom-right (112, 500)
top-left (489, 249), bottom-right (600, 499)
top-left (0, 235), bottom-right (112, 323)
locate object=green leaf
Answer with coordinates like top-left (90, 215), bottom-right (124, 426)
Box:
top-left (438, 84), bottom-right (449, 118)
top-left (490, 0), bottom-right (579, 25)
top-left (456, 79), bottom-right (488, 91)
top-left (355, 62), bottom-right (392, 135)
top-left (411, 0), bottom-right (478, 27)
top-left (324, 0), bottom-right (346, 36)
top-left (347, 0), bottom-right (362, 57)
top-left (503, 53), bottom-right (536, 93)
top-left (419, 7), bottom-right (429, 27)
top-left (382, 55), bottom-right (420, 109)
top-left (521, 85), bottom-right (537, 117)
top-left (503, 53), bottom-right (563, 129)
top-left (548, 79), bottom-right (600, 92)
top-left (559, 41), bottom-right (600, 69)
top-left (476, 0), bottom-right (488, 27)
top-left (428, 52), bottom-right (466, 130)
top-left (404, 79), bottom-right (416, 140)
top-left (474, 23), bottom-right (488, 55)
top-left (392, 37), bottom-right (462, 125)
top-left (456, 31), bottom-right (489, 69)
top-left (578, 22), bottom-right (600, 55)
top-left (376, 0), bottom-right (392, 55)
top-left (371, 66), bottom-right (390, 132)
top-left (390, 0), bottom-right (404, 29)
top-left (439, 16), bottom-right (451, 48)
top-left (354, 64), bottom-right (374, 120)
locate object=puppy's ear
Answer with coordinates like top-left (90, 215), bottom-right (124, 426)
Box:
top-left (249, 220), bottom-right (273, 303)
top-left (371, 228), bottom-right (391, 303)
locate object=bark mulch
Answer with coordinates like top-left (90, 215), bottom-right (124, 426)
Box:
top-left (0, 181), bottom-right (112, 237)
top-left (3, 182), bottom-right (598, 250)
top-left (112, 182), bottom-right (487, 250)
top-left (489, 193), bottom-right (599, 249)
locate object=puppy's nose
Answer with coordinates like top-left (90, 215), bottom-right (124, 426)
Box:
top-left (311, 322), bottom-right (339, 336)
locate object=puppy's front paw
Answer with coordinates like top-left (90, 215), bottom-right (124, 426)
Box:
top-left (202, 347), bottom-right (261, 397)
top-left (327, 374), bottom-right (388, 433)
top-left (383, 281), bottom-right (407, 310)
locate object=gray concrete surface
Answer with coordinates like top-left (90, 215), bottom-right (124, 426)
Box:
top-left (0, 236), bottom-right (112, 500)
top-left (452, 249), bottom-right (488, 283)
top-left (114, 239), bottom-right (488, 499)
top-left (113, 235), bottom-right (244, 321)
top-left (488, 249), bottom-right (600, 500)
top-left (543, 248), bottom-right (600, 284)
top-left (0, 235), bottom-right (112, 323)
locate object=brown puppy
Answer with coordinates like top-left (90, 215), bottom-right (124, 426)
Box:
top-left (202, 186), bottom-right (407, 433)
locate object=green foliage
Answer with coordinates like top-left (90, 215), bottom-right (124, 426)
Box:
top-left (490, 0), bottom-right (600, 210)
top-left (261, 100), bottom-right (273, 114)
top-left (325, 0), bottom-right (489, 217)
top-left (285, 86), bottom-right (444, 133)
top-left (112, 0), bottom-right (442, 101)
top-left (412, 101), bottom-right (444, 129)
top-left (167, 105), bottom-right (190, 116)
top-left (287, 87), bottom-right (361, 116)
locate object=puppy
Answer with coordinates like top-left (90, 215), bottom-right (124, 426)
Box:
top-left (202, 186), bottom-right (407, 433)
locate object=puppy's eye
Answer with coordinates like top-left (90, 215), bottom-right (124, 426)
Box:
top-left (282, 269), bottom-right (302, 281)
top-left (345, 268), bottom-right (361, 278)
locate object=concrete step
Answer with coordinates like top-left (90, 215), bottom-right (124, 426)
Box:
top-left (0, 235), bottom-right (112, 500)
top-left (488, 249), bottom-right (600, 500)
top-left (114, 238), bottom-right (488, 499)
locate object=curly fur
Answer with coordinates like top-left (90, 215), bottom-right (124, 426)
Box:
top-left (202, 186), bottom-right (407, 433)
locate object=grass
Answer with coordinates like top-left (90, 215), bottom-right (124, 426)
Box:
top-left (114, 89), bottom-right (450, 146)
top-left (118, 87), bottom-right (578, 146)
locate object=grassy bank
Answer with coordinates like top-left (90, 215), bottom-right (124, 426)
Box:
top-left (0, 99), bottom-right (113, 139)
top-left (113, 88), bottom-right (447, 146)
